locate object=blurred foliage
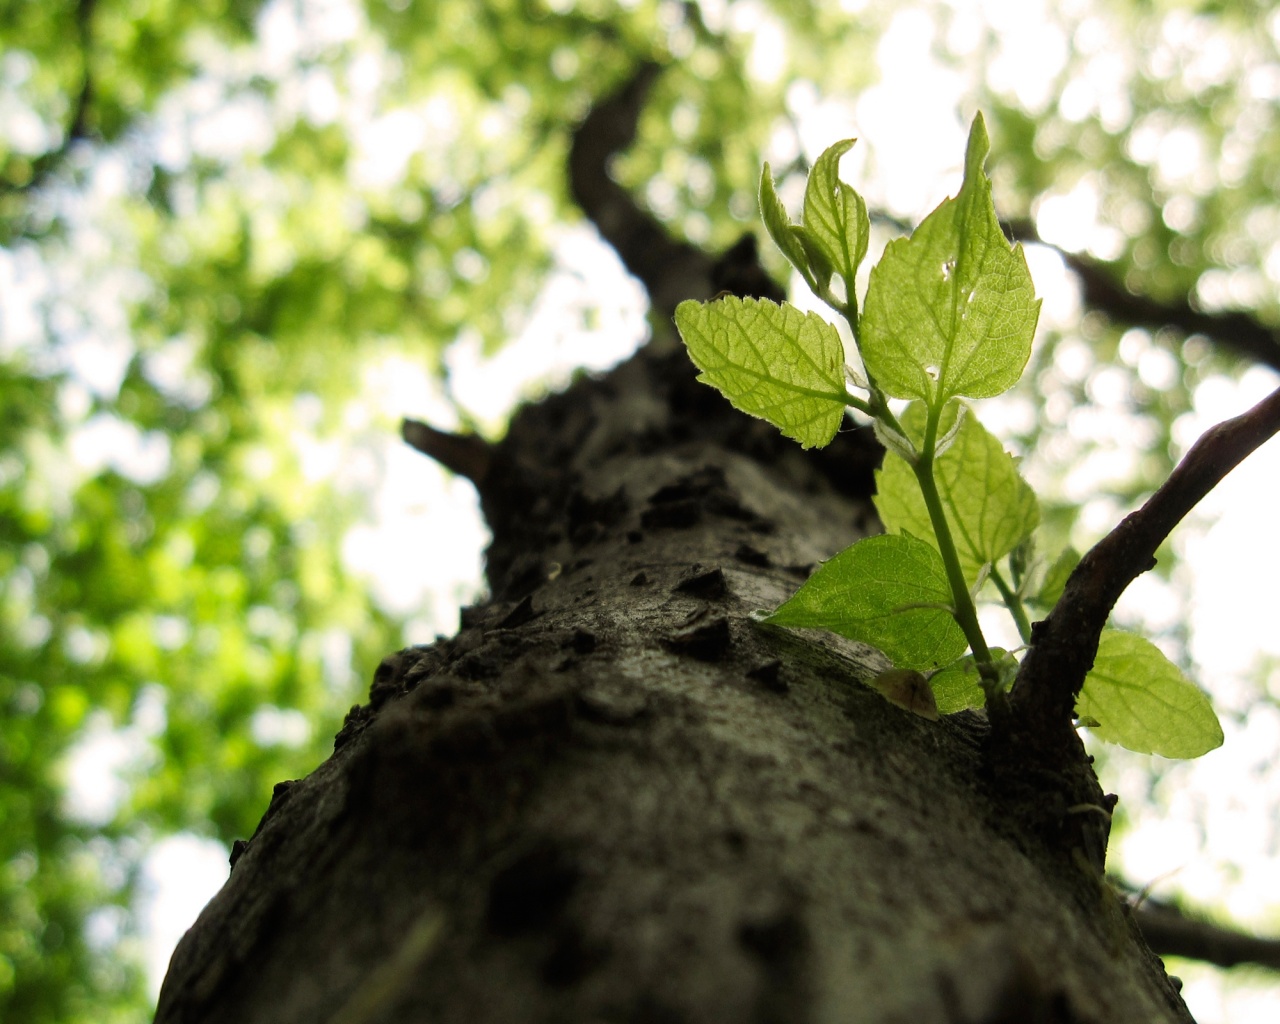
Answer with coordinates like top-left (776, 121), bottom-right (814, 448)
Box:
top-left (2, 0), bottom-right (1279, 1021)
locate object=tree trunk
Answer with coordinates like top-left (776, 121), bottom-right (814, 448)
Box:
top-left (153, 66), bottom-right (1197, 1024)
top-left (153, 331), bottom-right (1194, 1023)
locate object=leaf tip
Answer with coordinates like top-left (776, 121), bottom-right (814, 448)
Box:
top-left (965, 112), bottom-right (991, 178)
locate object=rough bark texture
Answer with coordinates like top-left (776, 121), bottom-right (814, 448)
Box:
top-left (154, 338), bottom-right (1193, 1024)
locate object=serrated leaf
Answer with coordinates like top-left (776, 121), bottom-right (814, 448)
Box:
top-left (874, 403), bottom-right (1039, 585)
top-left (759, 163), bottom-right (813, 282)
top-left (860, 114), bottom-right (1040, 405)
top-left (764, 533), bottom-right (968, 669)
top-left (675, 296), bottom-right (848, 449)
top-left (1077, 630), bottom-right (1223, 758)
top-left (929, 648), bottom-right (1017, 714)
top-left (802, 139), bottom-right (870, 292)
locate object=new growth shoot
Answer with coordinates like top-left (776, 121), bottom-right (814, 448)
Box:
top-left (674, 115), bottom-right (1222, 759)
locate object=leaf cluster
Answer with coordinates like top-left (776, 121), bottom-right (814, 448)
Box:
top-left (675, 116), bottom-right (1222, 760)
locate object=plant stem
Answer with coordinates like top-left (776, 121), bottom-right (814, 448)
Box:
top-left (912, 404), bottom-right (996, 686)
top-left (990, 566), bottom-right (1032, 645)
top-left (843, 392), bottom-right (874, 417)
top-left (837, 291), bottom-right (997, 698)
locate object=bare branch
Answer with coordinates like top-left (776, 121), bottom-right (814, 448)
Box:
top-left (567, 63), bottom-right (712, 319)
top-left (1010, 383), bottom-right (1280, 740)
top-left (402, 419), bottom-right (493, 486)
top-left (1135, 900), bottom-right (1280, 972)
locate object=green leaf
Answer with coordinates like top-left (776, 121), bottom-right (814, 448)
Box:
top-left (874, 403), bottom-right (1039, 585)
top-left (759, 163), bottom-right (814, 284)
top-left (674, 295), bottom-right (848, 449)
top-left (802, 139), bottom-right (870, 293)
top-left (765, 533), bottom-right (968, 669)
top-left (867, 668), bottom-right (938, 720)
top-left (1077, 630), bottom-right (1224, 758)
top-left (1027, 545), bottom-right (1081, 609)
top-left (929, 648), bottom-right (1017, 714)
top-left (860, 114), bottom-right (1040, 405)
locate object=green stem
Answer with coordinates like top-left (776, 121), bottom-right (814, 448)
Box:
top-left (911, 404), bottom-right (995, 684)
top-left (990, 566), bottom-right (1032, 646)
top-left (836, 278), bottom-right (1000, 706)
top-left (843, 392), bottom-right (874, 417)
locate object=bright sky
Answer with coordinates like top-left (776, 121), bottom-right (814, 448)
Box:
top-left (28, 0), bottom-right (1280, 1019)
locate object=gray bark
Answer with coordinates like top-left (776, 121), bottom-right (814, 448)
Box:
top-left (153, 337), bottom-right (1193, 1024)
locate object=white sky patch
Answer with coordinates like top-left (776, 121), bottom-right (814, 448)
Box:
top-left (341, 457), bottom-right (488, 631)
top-left (854, 8), bottom-right (968, 218)
top-left (137, 834), bottom-right (230, 998)
top-left (338, 225), bottom-right (647, 635)
top-left (981, 0), bottom-right (1069, 113)
top-left (1179, 368), bottom-right (1280, 677)
top-left (58, 324), bottom-right (136, 400)
top-left (746, 15), bottom-right (788, 83)
top-left (190, 91), bottom-right (276, 162)
top-left (0, 55), bottom-right (53, 153)
top-left (62, 687), bottom-right (166, 825)
top-left (1034, 175), bottom-right (1125, 260)
top-left (145, 335), bottom-right (215, 409)
top-left (444, 225), bottom-right (649, 428)
top-left (68, 414), bottom-right (173, 486)
top-left (352, 107), bottom-right (426, 189)
top-left (249, 705), bottom-right (311, 747)
top-left (318, 355), bottom-right (484, 631)
top-left (61, 715), bottom-right (137, 826)
top-left (726, 2), bottom-right (784, 83)
top-left (0, 243), bottom-right (49, 357)
top-left (1022, 243), bottom-right (1081, 331)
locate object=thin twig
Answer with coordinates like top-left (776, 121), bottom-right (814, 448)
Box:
top-left (1010, 382), bottom-right (1280, 739)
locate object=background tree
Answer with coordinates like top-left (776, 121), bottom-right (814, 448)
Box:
top-left (3, 1), bottom-right (1280, 1021)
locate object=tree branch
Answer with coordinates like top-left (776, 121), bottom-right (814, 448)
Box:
top-left (1004, 219), bottom-right (1280, 375)
top-left (567, 63), bottom-right (715, 319)
top-left (1134, 899), bottom-right (1280, 972)
top-left (2, 0), bottom-right (98, 197)
top-left (401, 419), bottom-right (493, 486)
top-left (1009, 382), bottom-right (1280, 743)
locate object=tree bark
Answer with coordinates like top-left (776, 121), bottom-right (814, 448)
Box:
top-left (153, 333), bottom-right (1194, 1023)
